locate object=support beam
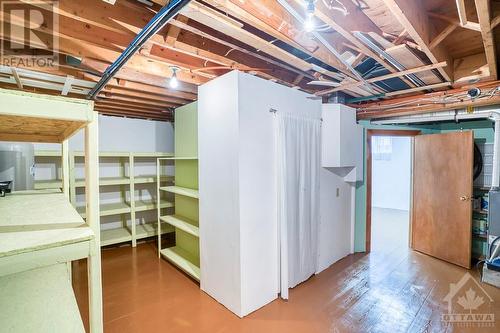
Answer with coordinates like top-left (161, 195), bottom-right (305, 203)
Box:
top-left (165, 16), bottom-right (189, 46)
top-left (290, 0), bottom-right (406, 82)
top-left (384, 82), bottom-right (451, 97)
top-left (203, 0), bottom-right (351, 76)
top-left (356, 81), bottom-right (500, 119)
top-left (455, 0), bottom-right (468, 26)
top-left (475, 0), bottom-right (497, 80)
top-left (428, 12), bottom-right (481, 31)
top-left (491, 15), bottom-right (500, 29)
top-left (382, 0), bottom-right (453, 81)
top-left (61, 75), bottom-right (75, 96)
top-left (87, 0), bottom-right (192, 99)
top-left (318, 62), bottom-right (448, 95)
top-left (11, 68), bottom-right (23, 89)
top-left (429, 24), bottom-right (457, 50)
top-left (181, 1), bottom-right (313, 72)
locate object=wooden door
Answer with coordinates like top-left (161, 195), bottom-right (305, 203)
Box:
top-left (412, 131), bottom-right (473, 268)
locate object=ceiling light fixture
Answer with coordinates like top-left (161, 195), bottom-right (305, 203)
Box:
top-left (169, 66), bottom-right (179, 89)
top-left (304, 0), bottom-right (316, 32)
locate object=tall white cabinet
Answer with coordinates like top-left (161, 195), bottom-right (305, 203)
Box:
top-left (198, 71), bottom-right (322, 317)
top-left (198, 71), bottom-right (361, 317)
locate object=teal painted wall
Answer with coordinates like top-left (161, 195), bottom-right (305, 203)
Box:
top-left (353, 119), bottom-right (494, 252)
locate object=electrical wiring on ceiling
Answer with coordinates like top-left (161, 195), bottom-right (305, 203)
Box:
top-left (357, 86), bottom-right (500, 112)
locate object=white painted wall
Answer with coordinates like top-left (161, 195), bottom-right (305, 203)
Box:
top-left (34, 114), bottom-right (174, 230)
top-left (199, 71), bottom-right (354, 317)
top-left (317, 169), bottom-right (353, 273)
top-left (198, 72), bottom-right (242, 315)
top-left (372, 136), bottom-right (411, 211)
top-left (35, 114), bottom-right (174, 153)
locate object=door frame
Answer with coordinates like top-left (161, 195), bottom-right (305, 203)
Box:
top-left (365, 129), bottom-right (421, 253)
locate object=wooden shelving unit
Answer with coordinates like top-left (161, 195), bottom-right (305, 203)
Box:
top-left (0, 89), bottom-right (103, 332)
top-left (34, 150), bottom-right (63, 190)
top-left (69, 151), bottom-right (176, 247)
top-left (35, 150), bottom-right (176, 247)
top-left (157, 103), bottom-right (200, 281)
top-left (160, 185), bottom-right (199, 199)
top-left (157, 157), bottom-right (200, 281)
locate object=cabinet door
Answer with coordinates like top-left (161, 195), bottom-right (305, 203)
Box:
top-left (412, 131), bottom-right (473, 268)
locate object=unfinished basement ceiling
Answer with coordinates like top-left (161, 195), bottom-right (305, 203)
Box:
top-left (0, 0), bottom-right (498, 121)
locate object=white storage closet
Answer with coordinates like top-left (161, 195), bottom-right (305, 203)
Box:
top-left (198, 71), bottom-right (360, 317)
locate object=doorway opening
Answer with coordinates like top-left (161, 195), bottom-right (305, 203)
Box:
top-left (366, 130), bottom-right (420, 253)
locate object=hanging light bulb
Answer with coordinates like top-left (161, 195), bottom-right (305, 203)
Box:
top-left (304, 15), bottom-right (315, 32)
top-left (304, 0), bottom-right (315, 32)
top-left (169, 67), bottom-right (179, 89)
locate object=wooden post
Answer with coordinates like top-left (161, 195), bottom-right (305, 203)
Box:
top-left (157, 158), bottom-right (161, 258)
top-left (85, 113), bottom-right (103, 333)
top-left (62, 139), bottom-right (70, 199)
top-left (69, 151), bottom-right (76, 206)
top-left (130, 153), bottom-right (137, 247)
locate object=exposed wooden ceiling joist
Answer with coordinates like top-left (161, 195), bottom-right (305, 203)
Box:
top-left (356, 81), bottom-right (500, 119)
top-left (474, 0), bottom-right (497, 80)
top-left (381, 0), bottom-right (453, 81)
top-left (0, 0), bottom-right (497, 121)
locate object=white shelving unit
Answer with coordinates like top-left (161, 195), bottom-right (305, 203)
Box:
top-left (35, 150), bottom-right (176, 247)
top-left (157, 154), bottom-right (200, 280)
top-left (70, 151), bottom-right (176, 247)
top-left (0, 88), bottom-right (103, 332)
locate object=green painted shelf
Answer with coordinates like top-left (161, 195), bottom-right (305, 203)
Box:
top-left (34, 179), bottom-right (63, 190)
top-left (101, 227), bottom-right (132, 247)
top-left (77, 199), bottom-right (173, 218)
top-left (136, 222), bottom-right (174, 241)
top-left (160, 215), bottom-right (199, 237)
top-left (74, 175), bottom-right (174, 187)
top-left (160, 186), bottom-right (199, 199)
top-left (160, 246), bottom-right (200, 281)
top-left (136, 199), bottom-right (174, 212)
top-left (101, 222), bottom-right (174, 247)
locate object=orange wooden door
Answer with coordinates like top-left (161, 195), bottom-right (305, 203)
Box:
top-left (412, 131), bottom-right (473, 268)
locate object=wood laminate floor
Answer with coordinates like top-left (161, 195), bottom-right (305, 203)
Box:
top-left (74, 240), bottom-right (500, 333)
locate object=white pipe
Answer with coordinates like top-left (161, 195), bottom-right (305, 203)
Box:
top-left (490, 113), bottom-right (500, 189)
top-left (350, 184), bottom-right (356, 254)
top-left (370, 105), bottom-right (500, 125)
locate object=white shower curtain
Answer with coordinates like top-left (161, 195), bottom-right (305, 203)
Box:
top-left (277, 112), bottom-right (321, 300)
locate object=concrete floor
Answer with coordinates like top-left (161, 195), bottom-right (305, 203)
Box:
top-left (73, 233), bottom-right (500, 333)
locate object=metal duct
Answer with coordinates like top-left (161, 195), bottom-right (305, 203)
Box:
top-left (353, 32), bottom-right (426, 88)
top-left (87, 0), bottom-right (191, 100)
top-left (276, 0), bottom-right (377, 94)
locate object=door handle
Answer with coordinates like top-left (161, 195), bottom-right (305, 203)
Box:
top-left (460, 196), bottom-right (470, 201)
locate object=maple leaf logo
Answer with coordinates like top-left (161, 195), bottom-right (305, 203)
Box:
top-left (457, 288), bottom-right (485, 313)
